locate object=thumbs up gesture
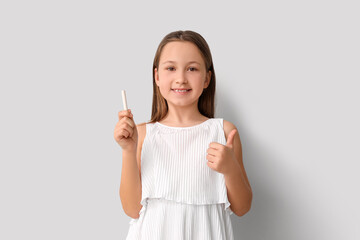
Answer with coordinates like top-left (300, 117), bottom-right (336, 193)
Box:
top-left (206, 129), bottom-right (238, 175)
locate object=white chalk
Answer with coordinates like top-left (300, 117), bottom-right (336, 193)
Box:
top-left (121, 90), bottom-right (128, 110)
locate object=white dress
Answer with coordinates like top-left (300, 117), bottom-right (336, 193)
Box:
top-left (125, 118), bottom-right (234, 240)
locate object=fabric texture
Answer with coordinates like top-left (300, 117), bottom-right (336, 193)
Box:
top-left (125, 118), bottom-right (234, 240)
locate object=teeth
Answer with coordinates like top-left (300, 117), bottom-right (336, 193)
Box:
top-left (174, 89), bottom-right (189, 92)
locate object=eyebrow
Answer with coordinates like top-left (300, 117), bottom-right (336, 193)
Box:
top-left (161, 61), bottom-right (201, 65)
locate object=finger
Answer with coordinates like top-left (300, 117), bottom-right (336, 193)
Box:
top-left (206, 153), bottom-right (216, 163)
top-left (226, 129), bottom-right (237, 147)
top-left (208, 142), bottom-right (222, 150)
top-left (121, 117), bottom-right (136, 137)
top-left (119, 129), bottom-right (131, 138)
top-left (115, 126), bottom-right (131, 139)
top-left (117, 122), bottom-right (134, 138)
top-left (207, 161), bottom-right (215, 168)
top-left (206, 148), bottom-right (218, 157)
top-left (121, 116), bottom-right (135, 129)
top-left (118, 109), bottom-right (133, 120)
top-left (123, 122), bottom-right (134, 137)
top-left (118, 110), bottom-right (133, 120)
top-left (206, 158), bottom-right (215, 169)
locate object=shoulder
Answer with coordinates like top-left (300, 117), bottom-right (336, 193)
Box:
top-left (222, 119), bottom-right (242, 148)
top-left (222, 119), bottom-right (238, 136)
top-left (136, 122), bottom-right (147, 146)
top-left (135, 122), bottom-right (147, 175)
top-left (136, 122), bottom-right (147, 133)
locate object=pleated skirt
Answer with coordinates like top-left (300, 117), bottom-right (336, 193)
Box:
top-left (125, 198), bottom-right (234, 240)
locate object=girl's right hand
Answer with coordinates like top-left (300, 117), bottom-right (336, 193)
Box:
top-left (114, 109), bottom-right (138, 152)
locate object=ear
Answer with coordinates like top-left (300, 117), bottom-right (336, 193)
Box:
top-left (204, 70), bottom-right (211, 89)
top-left (154, 68), bottom-right (160, 86)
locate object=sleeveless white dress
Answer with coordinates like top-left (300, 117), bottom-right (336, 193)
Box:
top-left (125, 118), bottom-right (234, 240)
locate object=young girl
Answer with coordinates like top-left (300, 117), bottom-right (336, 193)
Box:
top-left (114, 30), bottom-right (252, 240)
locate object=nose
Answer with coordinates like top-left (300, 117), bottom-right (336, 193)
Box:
top-left (175, 71), bottom-right (188, 84)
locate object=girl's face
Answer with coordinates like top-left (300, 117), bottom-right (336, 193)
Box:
top-left (154, 41), bottom-right (211, 108)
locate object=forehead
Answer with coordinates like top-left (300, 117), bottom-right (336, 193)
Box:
top-left (160, 41), bottom-right (204, 64)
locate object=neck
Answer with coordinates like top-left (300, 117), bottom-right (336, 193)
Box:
top-left (162, 102), bottom-right (207, 124)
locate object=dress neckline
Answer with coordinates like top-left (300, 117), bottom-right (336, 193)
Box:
top-left (155, 118), bottom-right (212, 129)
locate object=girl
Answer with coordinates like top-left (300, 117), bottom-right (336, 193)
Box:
top-left (114, 30), bottom-right (252, 240)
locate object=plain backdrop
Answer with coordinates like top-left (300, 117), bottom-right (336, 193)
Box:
top-left (1, 0), bottom-right (359, 239)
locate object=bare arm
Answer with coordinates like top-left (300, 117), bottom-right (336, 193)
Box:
top-left (115, 109), bottom-right (145, 219)
top-left (120, 149), bottom-right (142, 219)
top-left (118, 122), bottom-right (145, 219)
top-left (223, 120), bottom-right (253, 216)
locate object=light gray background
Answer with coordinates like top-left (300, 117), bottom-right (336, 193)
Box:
top-left (0, 0), bottom-right (359, 239)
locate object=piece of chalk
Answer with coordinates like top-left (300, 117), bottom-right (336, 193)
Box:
top-left (121, 90), bottom-right (128, 110)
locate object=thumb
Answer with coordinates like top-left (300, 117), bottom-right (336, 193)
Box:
top-left (226, 129), bottom-right (237, 148)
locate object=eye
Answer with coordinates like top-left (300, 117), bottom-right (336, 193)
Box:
top-left (166, 67), bottom-right (175, 71)
top-left (188, 67), bottom-right (197, 71)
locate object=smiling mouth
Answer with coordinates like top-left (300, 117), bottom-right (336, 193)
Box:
top-left (171, 89), bottom-right (192, 92)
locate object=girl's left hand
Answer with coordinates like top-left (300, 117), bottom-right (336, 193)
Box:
top-left (206, 129), bottom-right (238, 175)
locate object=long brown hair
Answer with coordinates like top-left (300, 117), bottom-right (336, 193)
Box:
top-left (148, 30), bottom-right (216, 124)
